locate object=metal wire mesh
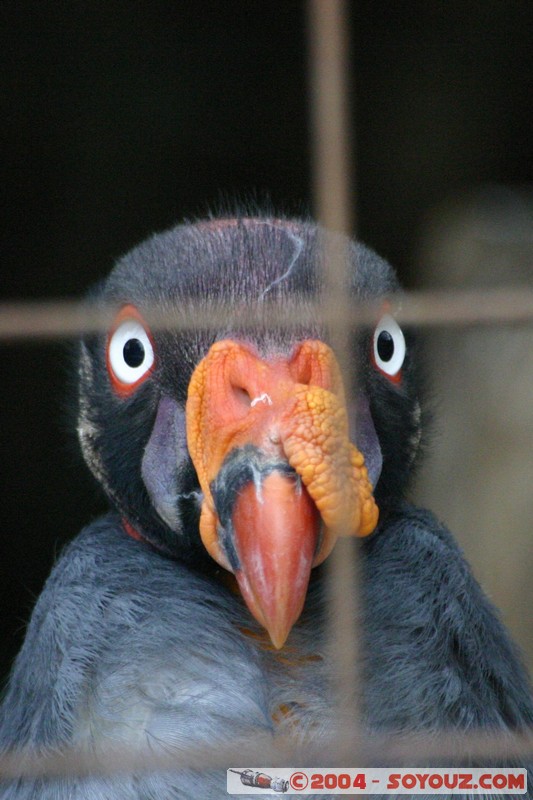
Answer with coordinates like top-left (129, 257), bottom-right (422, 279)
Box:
top-left (1, 287), bottom-right (533, 341)
top-left (0, 0), bottom-right (532, 782)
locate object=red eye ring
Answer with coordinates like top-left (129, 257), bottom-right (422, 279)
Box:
top-left (371, 313), bottom-right (405, 384)
top-left (106, 305), bottom-right (155, 396)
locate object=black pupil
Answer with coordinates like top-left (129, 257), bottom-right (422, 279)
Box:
top-left (377, 330), bottom-right (394, 362)
top-left (123, 338), bottom-right (145, 368)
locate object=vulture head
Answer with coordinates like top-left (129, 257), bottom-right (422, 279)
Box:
top-left (77, 217), bottom-right (423, 648)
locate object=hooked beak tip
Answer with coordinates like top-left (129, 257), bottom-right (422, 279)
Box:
top-left (234, 566), bottom-right (296, 650)
top-left (267, 627), bottom-right (291, 651)
top-left (231, 471), bottom-right (319, 648)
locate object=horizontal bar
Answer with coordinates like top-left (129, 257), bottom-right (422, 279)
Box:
top-left (1, 287), bottom-right (533, 341)
top-left (0, 728), bottom-right (532, 779)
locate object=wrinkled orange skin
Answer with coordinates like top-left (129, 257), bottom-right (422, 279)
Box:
top-left (186, 339), bottom-right (379, 571)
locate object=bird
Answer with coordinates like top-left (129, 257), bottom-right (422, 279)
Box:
top-left (0, 215), bottom-right (532, 799)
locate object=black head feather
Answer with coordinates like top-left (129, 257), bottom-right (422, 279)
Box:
top-left (77, 216), bottom-right (424, 562)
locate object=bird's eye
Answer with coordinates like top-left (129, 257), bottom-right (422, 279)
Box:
top-left (107, 311), bottom-right (154, 393)
top-left (372, 314), bottom-right (406, 381)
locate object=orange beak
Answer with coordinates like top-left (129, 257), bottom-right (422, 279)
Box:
top-left (186, 340), bottom-right (379, 648)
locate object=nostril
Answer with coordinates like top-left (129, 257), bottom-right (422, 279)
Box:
top-left (231, 384), bottom-right (252, 410)
top-left (295, 363), bottom-right (313, 386)
top-left (225, 343), bottom-right (264, 415)
top-left (290, 353), bottom-right (313, 386)
top-left (229, 384), bottom-right (274, 415)
top-left (290, 341), bottom-right (337, 391)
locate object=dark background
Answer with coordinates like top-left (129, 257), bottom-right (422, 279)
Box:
top-left (1, 1), bottom-right (532, 684)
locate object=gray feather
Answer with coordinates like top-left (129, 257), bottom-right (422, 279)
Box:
top-left (2, 217), bottom-right (531, 799)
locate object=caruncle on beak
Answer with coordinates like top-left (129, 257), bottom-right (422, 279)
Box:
top-left (186, 339), bottom-right (379, 649)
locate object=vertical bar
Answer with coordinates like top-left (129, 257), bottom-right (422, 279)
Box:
top-left (307, 0), bottom-right (362, 744)
top-left (308, 0), bottom-right (354, 239)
